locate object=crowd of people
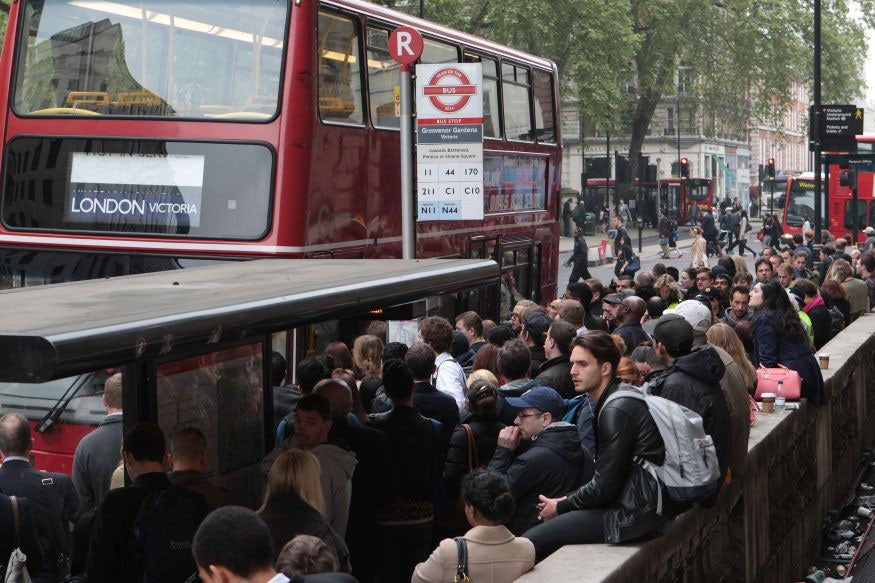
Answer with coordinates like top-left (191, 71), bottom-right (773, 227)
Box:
top-left (1, 214), bottom-right (872, 583)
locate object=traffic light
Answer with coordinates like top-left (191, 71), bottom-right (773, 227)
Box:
top-left (680, 157), bottom-right (690, 178)
top-left (840, 169), bottom-right (857, 188)
top-left (767, 158), bottom-right (775, 179)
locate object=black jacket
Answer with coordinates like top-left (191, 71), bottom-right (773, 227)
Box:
top-left (412, 381), bottom-right (460, 456)
top-left (528, 345), bottom-right (547, 379)
top-left (367, 405), bottom-right (438, 504)
top-left (259, 491), bottom-right (350, 570)
top-left (0, 493), bottom-right (44, 579)
top-left (443, 414), bottom-right (505, 498)
top-left (807, 303), bottom-right (834, 350)
top-left (557, 380), bottom-right (668, 543)
top-left (167, 470), bottom-right (234, 512)
top-left (86, 472), bottom-right (207, 583)
top-left (535, 355), bottom-right (575, 398)
top-left (0, 459), bottom-right (77, 582)
top-left (488, 423), bottom-right (586, 535)
top-left (615, 321), bottom-right (650, 354)
top-left (648, 346), bottom-right (730, 476)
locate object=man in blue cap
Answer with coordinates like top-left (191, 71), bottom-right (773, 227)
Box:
top-left (487, 386), bottom-right (588, 535)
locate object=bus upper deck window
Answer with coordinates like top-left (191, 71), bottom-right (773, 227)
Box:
top-left (464, 53), bottom-right (500, 139)
top-left (366, 26), bottom-right (400, 130)
top-left (502, 63), bottom-right (533, 141)
top-left (14, 0), bottom-right (286, 120)
top-left (421, 39), bottom-right (459, 64)
top-left (532, 70), bottom-right (556, 143)
top-left (318, 11), bottom-right (365, 125)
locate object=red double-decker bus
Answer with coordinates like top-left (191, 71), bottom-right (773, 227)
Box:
top-left (0, 0), bottom-right (560, 307)
top-left (582, 177), bottom-right (713, 225)
top-left (0, 0), bottom-right (560, 470)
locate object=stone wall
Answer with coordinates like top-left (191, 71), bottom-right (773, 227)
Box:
top-left (517, 314), bottom-right (875, 583)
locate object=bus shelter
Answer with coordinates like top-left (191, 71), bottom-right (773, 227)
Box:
top-left (0, 258), bottom-right (498, 505)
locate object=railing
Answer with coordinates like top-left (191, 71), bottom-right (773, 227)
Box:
top-left (517, 313), bottom-right (875, 583)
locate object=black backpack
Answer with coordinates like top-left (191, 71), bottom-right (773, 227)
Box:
top-left (131, 484), bottom-right (207, 583)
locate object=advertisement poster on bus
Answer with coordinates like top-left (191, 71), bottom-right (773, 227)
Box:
top-left (65, 152), bottom-right (205, 227)
top-left (415, 63), bottom-right (484, 221)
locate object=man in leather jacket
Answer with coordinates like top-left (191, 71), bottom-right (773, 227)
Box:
top-left (524, 332), bottom-right (669, 562)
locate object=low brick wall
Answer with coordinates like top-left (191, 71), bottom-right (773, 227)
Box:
top-left (518, 314), bottom-right (875, 583)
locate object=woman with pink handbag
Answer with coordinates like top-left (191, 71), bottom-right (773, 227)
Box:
top-left (750, 281), bottom-right (826, 406)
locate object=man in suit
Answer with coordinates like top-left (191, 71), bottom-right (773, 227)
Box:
top-left (0, 412), bottom-right (78, 582)
top-left (168, 427), bottom-right (234, 512)
top-left (72, 372), bottom-right (124, 515)
top-left (405, 342), bottom-right (459, 457)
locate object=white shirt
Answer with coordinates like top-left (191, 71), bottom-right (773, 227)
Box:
top-left (433, 352), bottom-right (467, 413)
top-left (267, 575), bottom-right (291, 583)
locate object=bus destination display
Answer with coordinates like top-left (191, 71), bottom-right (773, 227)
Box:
top-left (416, 63), bottom-right (484, 221)
top-left (66, 152), bottom-right (205, 227)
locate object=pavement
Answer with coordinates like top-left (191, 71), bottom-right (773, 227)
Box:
top-left (556, 219), bottom-right (765, 295)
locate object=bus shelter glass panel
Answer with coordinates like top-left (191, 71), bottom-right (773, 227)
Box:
top-left (156, 342), bottom-right (264, 506)
top-left (15, 0), bottom-right (287, 120)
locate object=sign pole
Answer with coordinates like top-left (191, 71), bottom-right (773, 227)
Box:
top-left (399, 63), bottom-right (415, 259)
top-left (389, 26), bottom-right (424, 260)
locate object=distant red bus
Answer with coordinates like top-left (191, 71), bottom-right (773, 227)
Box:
top-left (0, 0), bottom-right (561, 468)
top-left (782, 170), bottom-right (871, 242)
top-left (582, 177), bottom-right (713, 225)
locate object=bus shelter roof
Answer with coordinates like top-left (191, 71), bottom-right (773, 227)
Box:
top-left (0, 259), bottom-right (498, 383)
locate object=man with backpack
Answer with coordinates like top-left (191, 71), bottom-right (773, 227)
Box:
top-left (87, 423), bottom-right (207, 583)
top-left (647, 315), bottom-right (730, 480)
top-left (0, 413), bottom-right (77, 582)
top-left (524, 332), bottom-right (673, 561)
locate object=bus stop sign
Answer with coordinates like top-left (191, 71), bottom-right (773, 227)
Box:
top-left (389, 26), bottom-right (423, 66)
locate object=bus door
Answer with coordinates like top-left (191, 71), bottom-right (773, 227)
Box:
top-left (501, 240), bottom-right (541, 307)
top-left (660, 184), bottom-right (680, 222)
top-left (468, 236), bottom-right (500, 319)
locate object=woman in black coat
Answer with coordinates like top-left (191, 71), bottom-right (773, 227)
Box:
top-left (750, 281), bottom-right (825, 406)
top-left (790, 280), bottom-right (834, 350)
top-left (444, 381), bottom-right (505, 499)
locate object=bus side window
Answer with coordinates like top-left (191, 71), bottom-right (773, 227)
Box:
top-left (532, 69), bottom-right (555, 143)
top-left (318, 11), bottom-right (365, 125)
top-left (464, 53), bottom-right (501, 139)
top-left (421, 39), bottom-right (459, 64)
top-left (502, 63), bottom-right (533, 141)
top-left (366, 26), bottom-right (401, 130)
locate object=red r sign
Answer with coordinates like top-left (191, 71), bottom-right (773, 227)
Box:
top-left (389, 26), bottom-right (423, 66)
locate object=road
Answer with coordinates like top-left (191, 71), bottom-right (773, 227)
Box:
top-left (556, 229), bottom-right (765, 295)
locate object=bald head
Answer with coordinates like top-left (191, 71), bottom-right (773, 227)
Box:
top-left (0, 413), bottom-right (31, 457)
top-left (314, 379), bottom-right (353, 418)
top-left (621, 297), bottom-right (646, 323)
top-left (170, 427), bottom-right (207, 471)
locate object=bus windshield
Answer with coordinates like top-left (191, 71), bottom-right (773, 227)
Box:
top-left (687, 180), bottom-right (710, 200)
top-left (14, 0), bottom-right (287, 120)
top-left (786, 181), bottom-right (816, 226)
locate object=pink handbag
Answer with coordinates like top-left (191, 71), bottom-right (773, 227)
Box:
top-left (754, 364), bottom-right (802, 400)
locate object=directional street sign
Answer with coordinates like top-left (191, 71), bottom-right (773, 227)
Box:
top-left (820, 104), bottom-right (864, 151)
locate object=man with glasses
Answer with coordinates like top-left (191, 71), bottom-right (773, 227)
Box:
top-left (488, 386), bottom-right (586, 536)
top-left (695, 268), bottom-right (713, 292)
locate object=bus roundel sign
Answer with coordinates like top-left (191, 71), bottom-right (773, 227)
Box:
top-left (389, 26), bottom-right (423, 65)
top-left (424, 68), bottom-right (476, 113)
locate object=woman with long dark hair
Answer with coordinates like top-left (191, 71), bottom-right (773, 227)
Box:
top-left (749, 281), bottom-right (825, 406)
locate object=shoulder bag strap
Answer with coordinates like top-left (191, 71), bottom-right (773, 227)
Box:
top-left (453, 537), bottom-right (470, 583)
top-left (10, 495), bottom-right (21, 548)
top-left (463, 424), bottom-right (479, 470)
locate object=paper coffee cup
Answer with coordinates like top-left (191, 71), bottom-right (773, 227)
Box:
top-left (818, 353), bottom-right (830, 369)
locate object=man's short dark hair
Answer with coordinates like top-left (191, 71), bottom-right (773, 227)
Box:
top-left (731, 285), bottom-right (750, 299)
top-left (382, 342), bottom-right (409, 361)
top-left (170, 427), bottom-right (207, 462)
top-left (455, 311), bottom-right (484, 337)
top-left (861, 251), bottom-right (875, 274)
top-left (618, 275), bottom-right (635, 288)
top-left (548, 320), bottom-right (576, 357)
top-left (585, 278), bottom-right (604, 299)
top-left (123, 422), bottom-right (166, 463)
top-left (0, 413), bottom-right (31, 456)
top-left (497, 339), bottom-right (531, 380)
top-left (631, 345), bottom-right (662, 368)
top-left (570, 331), bottom-right (620, 375)
top-left (405, 342), bottom-right (437, 379)
top-left (297, 357), bottom-right (330, 394)
top-left (564, 283), bottom-right (592, 308)
top-left (419, 316), bottom-right (454, 354)
top-left (754, 258), bottom-right (772, 273)
top-left (193, 506), bottom-right (274, 576)
top-left (271, 352), bottom-right (287, 387)
top-left (296, 393), bottom-right (331, 422)
top-left (696, 267), bottom-right (713, 278)
top-left (382, 359), bottom-right (414, 401)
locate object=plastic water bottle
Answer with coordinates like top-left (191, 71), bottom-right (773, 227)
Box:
top-left (775, 380), bottom-right (786, 413)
